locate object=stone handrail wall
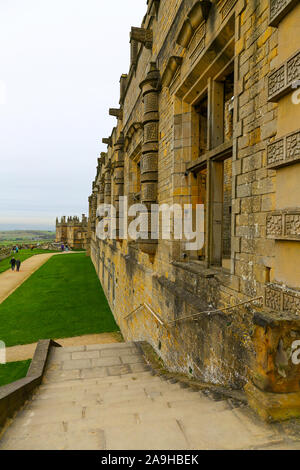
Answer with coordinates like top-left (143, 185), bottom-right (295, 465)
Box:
top-left (0, 339), bottom-right (61, 433)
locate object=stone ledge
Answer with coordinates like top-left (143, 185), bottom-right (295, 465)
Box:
top-left (172, 261), bottom-right (216, 278)
top-left (0, 339), bottom-right (61, 433)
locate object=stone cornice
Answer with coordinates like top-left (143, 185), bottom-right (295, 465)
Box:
top-left (130, 27), bottom-right (153, 50)
top-left (109, 108), bottom-right (123, 120)
top-left (102, 137), bottom-right (112, 147)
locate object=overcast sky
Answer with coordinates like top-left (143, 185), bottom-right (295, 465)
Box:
top-left (0, 0), bottom-right (146, 231)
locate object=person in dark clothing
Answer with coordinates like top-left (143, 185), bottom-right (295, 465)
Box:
top-left (10, 257), bottom-right (16, 271)
top-left (16, 259), bottom-right (21, 272)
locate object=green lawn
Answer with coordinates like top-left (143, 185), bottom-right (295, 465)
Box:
top-left (0, 360), bottom-right (31, 387)
top-left (0, 253), bottom-right (119, 347)
top-left (0, 248), bottom-right (57, 274)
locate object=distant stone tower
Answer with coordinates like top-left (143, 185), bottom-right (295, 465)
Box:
top-left (55, 215), bottom-right (88, 250)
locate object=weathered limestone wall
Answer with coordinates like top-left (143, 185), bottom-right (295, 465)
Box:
top-left (88, 0), bottom-right (300, 420)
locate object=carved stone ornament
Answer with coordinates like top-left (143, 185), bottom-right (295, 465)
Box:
top-left (267, 129), bottom-right (300, 169)
top-left (265, 284), bottom-right (300, 316)
top-left (176, 1), bottom-right (211, 48)
top-left (269, 0), bottom-right (299, 27)
top-left (161, 56), bottom-right (183, 88)
top-left (268, 49), bottom-right (300, 102)
top-left (266, 210), bottom-right (300, 241)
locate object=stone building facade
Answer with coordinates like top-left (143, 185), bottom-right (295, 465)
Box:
top-left (56, 215), bottom-right (88, 250)
top-left (88, 0), bottom-right (300, 420)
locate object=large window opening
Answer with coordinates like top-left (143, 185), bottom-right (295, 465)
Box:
top-left (196, 166), bottom-right (207, 261)
top-left (211, 154), bottom-right (232, 269)
top-left (195, 95), bottom-right (208, 156)
top-left (222, 157), bottom-right (232, 269)
top-left (224, 71), bottom-right (234, 142)
top-left (129, 157), bottom-right (141, 203)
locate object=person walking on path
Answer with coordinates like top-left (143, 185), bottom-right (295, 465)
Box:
top-left (10, 257), bottom-right (16, 271)
top-left (16, 259), bottom-right (21, 272)
top-left (15, 246), bottom-right (19, 254)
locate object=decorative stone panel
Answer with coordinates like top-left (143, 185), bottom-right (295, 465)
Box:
top-left (266, 210), bottom-right (300, 241)
top-left (265, 286), bottom-right (282, 311)
top-left (268, 49), bottom-right (300, 102)
top-left (269, 0), bottom-right (299, 27)
top-left (221, 0), bottom-right (238, 19)
top-left (189, 23), bottom-right (206, 63)
top-left (267, 129), bottom-right (300, 169)
top-left (161, 56), bottom-right (183, 88)
top-left (265, 284), bottom-right (300, 315)
top-left (176, 1), bottom-right (211, 49)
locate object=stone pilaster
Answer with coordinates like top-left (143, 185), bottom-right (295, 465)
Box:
top-left (112, 133), bottom-right (125, 239)
top-left (139, 62), bottom-right (160, 255)
top-left (104, 162), bottom-right (112, 206)
top-left (91, 184), bottom-right (98, 232)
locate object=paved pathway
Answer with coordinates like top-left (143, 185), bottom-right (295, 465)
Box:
top-left (0, 251), bottom-right (85, 305)
top-left (0, 252), bottom-right (62, 305)
top-left (1, 342), bottom-right (299, 450)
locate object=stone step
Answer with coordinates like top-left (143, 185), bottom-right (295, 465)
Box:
top-left (2, 396), bottom-right (280, 451)
top-left (29, 387), bottom-right (198, 410)
top-left (34, 381), bottom-right (184, 401)
top-left (40, 373), bottom-right (163, 392)
top-left (44, 364), bottom-right (150, 383)
top-left (49, 344), bottom-right (139, 361)
top-left (0, 341), bottom-right (289, 450)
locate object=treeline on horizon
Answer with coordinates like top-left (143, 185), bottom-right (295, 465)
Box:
top-left (0, 230), bottom-right (56, 241)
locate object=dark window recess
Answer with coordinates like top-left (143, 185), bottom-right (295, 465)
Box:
top-left (224, 72), bottom-right (234, 142)
top-left (195, 96), bottom-right (208, 155)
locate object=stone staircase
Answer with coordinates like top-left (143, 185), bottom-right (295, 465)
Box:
top-left (0, 342), bottom-right (299, 450)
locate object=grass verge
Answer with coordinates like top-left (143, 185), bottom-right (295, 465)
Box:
top-left (0, 360), bottom-right (31, 387)
top-left (0, 249), bottom-right (57, 274)
top-left (0, 253), bottom-right (119, 347)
